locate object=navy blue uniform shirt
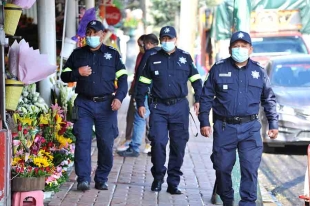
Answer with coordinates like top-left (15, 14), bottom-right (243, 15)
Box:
top-left (133, 46), bottom-right (161, 97)
top-left (61, 44), bottom-right (128, 102)
top-left (198, 57), bottom-right (278, 129)
top-left (136, 48), bottom-right (202, 107)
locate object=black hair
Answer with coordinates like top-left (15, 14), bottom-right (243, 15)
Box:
top-left (138, 34), bottom-right (146, 44)
top-left (144, 33), bottom-right (159, 45)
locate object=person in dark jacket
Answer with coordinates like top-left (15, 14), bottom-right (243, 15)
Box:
top-left (136, 26), bottom-right (202, 194)
top-left (61, 20), bottom-right (128, 191)
top-left (199, 31), bottom-right (278, 206)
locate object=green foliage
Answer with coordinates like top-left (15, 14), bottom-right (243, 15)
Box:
top-left (150, 0), bottom-right (181, 27)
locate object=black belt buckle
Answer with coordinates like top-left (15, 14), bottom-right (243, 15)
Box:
top-left (92, 96), bottom-right (105, 102)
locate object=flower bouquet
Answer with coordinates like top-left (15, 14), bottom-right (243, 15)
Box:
top-left (11, 103), bottom-right (75, 192)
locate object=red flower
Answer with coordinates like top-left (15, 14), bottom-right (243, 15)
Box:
top-left (12, 132), bottom-right (18, 138)
top-left (18, 124), bottom-right (22, 131)
top-left (45, 167), bottom-right (50, 172)
top-left (47, 142), bottom-right (53, 148)
top-left (34, 168), bottom-right (39, 174)
top-left (58, 127), bottom-right (66, 135)
top-left (23, 129), bottom-right (28, 135)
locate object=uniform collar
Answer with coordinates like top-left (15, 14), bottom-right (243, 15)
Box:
top-left (85, 43), bottom-right (106, 53)
top-left (159, 47), bottom-right (179, 56)
top-left (229, 57), bottom-right (250, 69)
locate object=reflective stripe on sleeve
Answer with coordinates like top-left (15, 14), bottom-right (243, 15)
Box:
top-left (62, 67), bottom-right (72, 72)
top-left (139, 76), bottom-right (152, 84)
top-left (116, 69), bottom-right (128, 78)
top-left (189, 74), bottom-right (201, 82)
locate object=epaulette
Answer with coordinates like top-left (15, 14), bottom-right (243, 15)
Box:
top-left (108, 46), bottom-right (117, 51)
top-left (215, 59), bottom-right (224, 65)
top-left (150, 52), bottom-right (157, 56)
top-left (251, 59), bottom-right (264, 69)
top-left (182, 50), bottom-right (190, 55)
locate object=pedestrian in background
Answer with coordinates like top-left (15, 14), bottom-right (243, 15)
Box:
top-left (117, 33), bottom-right (161, 157)
top-left (136, 26), bottom-right (202, 194)
top-left (117, 35), bottom-right (152, 153)
top-left (61, 20), bottom-right (128, 191)
top-left (198, 31), bottom-right (278, 206)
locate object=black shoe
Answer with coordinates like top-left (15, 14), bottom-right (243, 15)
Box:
top-left (167, 185), bottom-right (182, 195)
top-left (117, 147), bottom-right (139, 157)
top-left (95, 182), bottom-right (108, 190)
top-left (77, 181), bottom-right (90, 191)
top-left (151, 179), bottom-right (164, 192)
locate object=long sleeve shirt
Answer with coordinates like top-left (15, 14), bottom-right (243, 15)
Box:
top-left (198, 57), bottom-right (278, 129)
top-left (136, 48), bottom-right (202, 108)
top-left (61, 44), bottom-right (128, 102)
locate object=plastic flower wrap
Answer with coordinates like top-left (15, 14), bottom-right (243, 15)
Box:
top-left (12, 0), bottom-right (36, 9)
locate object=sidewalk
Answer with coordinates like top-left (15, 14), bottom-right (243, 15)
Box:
top-left (46, 97), bottom-right (276, 206)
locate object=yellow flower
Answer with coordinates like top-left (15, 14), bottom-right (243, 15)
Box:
top-left (39, 150), bottom-right (54, 161)
top-left (33, 157), bottom-right (50, 167)
top-left (19, 116), bottom-right (33, 126)
top-left (12, 157), bottom-right (21, 166)
top-left (39, 114), bottom-right (50, 125)
top-left (55, 114), bottom-right (63, 131)
top-left (56, 134), bottom-right (72, 149)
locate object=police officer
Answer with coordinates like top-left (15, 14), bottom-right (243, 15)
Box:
top-left (136, 26), bottom-right (202, 194)
top-left (198, 31), bottom-right (278, 206)
top-left (61, 20), bottom-right (128, 191)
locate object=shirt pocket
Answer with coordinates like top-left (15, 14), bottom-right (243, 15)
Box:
top-left (216, 77), bottom-right (234, 92)
top-left (100, 60), bottom-right (115, 81)
top-left (175, 65), bottom-right (190, 81)
top-left (248, 80), bottom-right (263, 101)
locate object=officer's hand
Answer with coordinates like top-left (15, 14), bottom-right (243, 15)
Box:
top-left (79, 65), bottom-right (92, 76)
top-left (200, 126), bottom-right (212, 138)
top-left (111, 99), bottom-right (122, 111)
top-left (194, 102), bottom-right (200, 115)
top-left (138, 106), bottom-right (145, 118)
top-left (268, 129), bottom-right (278, 139)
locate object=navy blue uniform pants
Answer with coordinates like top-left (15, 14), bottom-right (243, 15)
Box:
top-left (73, 95), bottom-right (118, 183)
top-left (149, 98), bottom-right (189, 187)
top-left (211, 119), bottom-right (263, 206)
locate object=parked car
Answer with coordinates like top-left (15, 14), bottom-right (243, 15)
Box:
top-left (260, 54), bottom-right (310, 151)
top-left (251, 33), bottom-right (310, 67)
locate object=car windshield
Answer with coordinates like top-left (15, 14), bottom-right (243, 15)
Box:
top-left (252, 36), bottom-right (308, 55)
top-left (271, 63), bottom-right (310, 87)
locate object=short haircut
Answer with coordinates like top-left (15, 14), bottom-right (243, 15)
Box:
top-left (144, 33), bottom-right (159, 45)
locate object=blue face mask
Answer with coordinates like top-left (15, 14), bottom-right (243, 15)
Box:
top-left (86, 36), bottom-right (101, 48)
top-left (161, 41), bottom-right (175, 52)
top-left (231, 47), bottom-right (249, 63)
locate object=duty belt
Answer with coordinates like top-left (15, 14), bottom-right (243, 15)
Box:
top-left (214, 113), bottom-right (258, 124)
top-left (152, 97), bottom-right (185, 106)
top-left (81, 94), bottom-right (113, 102)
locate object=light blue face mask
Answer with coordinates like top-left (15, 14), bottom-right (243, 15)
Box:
top-left (86, 36), bottom-right (101, 48)
top-left (231, 47), bottom-right (249, 63)
top-left (161, 41), bottom-right (175, 52)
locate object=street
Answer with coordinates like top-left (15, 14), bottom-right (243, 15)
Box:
top-left (259, 146), bottom-right (308, 206)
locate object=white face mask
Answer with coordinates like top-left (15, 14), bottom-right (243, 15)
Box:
top-left (231, 47), bottom-right (249, 63)
top-left (86, 36), bottom-right (101, 48)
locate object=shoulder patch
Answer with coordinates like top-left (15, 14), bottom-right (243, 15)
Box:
top-left (215, 59), bottom-right (224, 65)
top-left (150, 52), bottom-right (157, 56)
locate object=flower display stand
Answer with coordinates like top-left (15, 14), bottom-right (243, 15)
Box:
top-left (11, 177), bottom-right (45, 205)
top-left (11, 177), bottom-right (45, 192)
